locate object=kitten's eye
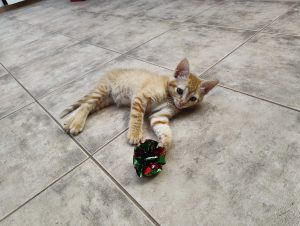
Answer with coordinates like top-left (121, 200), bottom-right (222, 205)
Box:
top-left (176, 88), bottom-right (183, 95)
top-left (190, 97), bottom-right (197, 102)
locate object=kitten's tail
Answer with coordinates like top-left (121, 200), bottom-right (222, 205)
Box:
top-left (60, 102), bottom-right (81, 118)
top-left (60, 95), bottom-right (88, 118)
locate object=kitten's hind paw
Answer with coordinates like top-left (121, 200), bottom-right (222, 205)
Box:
top-left (63, 116), bottom-right (85, 136)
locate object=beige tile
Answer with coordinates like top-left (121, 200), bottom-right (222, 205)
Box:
top-left (8, 4), bottom-right (73, 26)
top-left (141, 0), bottom-right (222, 22)
top-left (188, 0), bottom-right (293, 30)
top-left (264, 3), bottom-right (300, 36)
top-left (0, 17), bottom-right (32, 41)
top-left (0, 103), bottom-right (87, 219)
top-left (204, 32), bottom-right (300, 110)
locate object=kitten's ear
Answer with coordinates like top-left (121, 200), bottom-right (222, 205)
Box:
top-left (174, 58), bottom-right (190, 79)
top-left (200, 80), bottom-right (219, 95)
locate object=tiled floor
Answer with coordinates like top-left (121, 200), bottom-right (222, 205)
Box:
top-left (1, 0), bottom-right (300, 225)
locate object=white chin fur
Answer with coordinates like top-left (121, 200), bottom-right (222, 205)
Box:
top-left (174, 101), bottom-right (184, 109)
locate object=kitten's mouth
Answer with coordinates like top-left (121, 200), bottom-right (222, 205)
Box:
top-left (174, 101), bottom-right (184, 109)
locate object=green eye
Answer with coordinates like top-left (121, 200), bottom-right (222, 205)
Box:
top-left (190, 97), bottom-right (197, 102)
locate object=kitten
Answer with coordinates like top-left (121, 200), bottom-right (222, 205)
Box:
top-left (61, 58), bottom-right (219, 149)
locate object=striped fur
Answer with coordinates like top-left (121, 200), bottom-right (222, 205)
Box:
top-left (61, 59), bottom-right (219, 149)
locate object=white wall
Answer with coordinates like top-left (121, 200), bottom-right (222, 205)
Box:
top-left (6, 0), bottom-right (25, 4)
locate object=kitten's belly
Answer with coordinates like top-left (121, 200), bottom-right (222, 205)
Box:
top-left (111, 88), bottom-right (132, 106)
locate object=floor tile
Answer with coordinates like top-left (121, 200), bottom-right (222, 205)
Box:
top-left (0, 27), bottom-right (79, 70)
top-left (80, 0), bottom-right (221, 22)
top-left (37, 10), bottom-right (174, 53)
top-left (264, 3), bottom-right (300, 36)
top-left (187, 0), bottom-right (293, 30)
top-left (94, 87), bottom-right (300, 226)
top-left (0, 74), bottom-right (33, 119)
top-left (75, 0), bottom-right (144, 17)
top-left (10, 42), bottom-right (119, 98)
top-left (76, 0), bottom-right (224, 22)
top-left (129, 25), bottom-right (254, 74)
top-left (143, 0), bottom-right (222, 22)
top-left (0, 17), bottom-right (32, 41)
top-left (39, 0), bottom-right (104, 11)
top-left (7, 4), bottom-right (73, 26)
top-left (0, 103), bottom-right (87, 219)
top-left (83, 16), bottom-right (173, 53)
top-left (40, 55), bottom-right (171, 154)
top-left (204, 32), bottom-right (300, 110)
top-left (1, 160), bottom-right (154, 226)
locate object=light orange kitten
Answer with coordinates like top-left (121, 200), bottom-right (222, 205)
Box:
top-left (61, 58), bottom-right (219, 149)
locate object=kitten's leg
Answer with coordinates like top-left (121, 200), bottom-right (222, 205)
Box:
top-left (63, 84), bottom-right (112, 135)
top-left (128, 95), bottom-right (149, 145)
top-left (150, 114), bottom-right (172, 150)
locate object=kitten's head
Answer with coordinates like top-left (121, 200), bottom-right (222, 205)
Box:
top-left (168, 58), bottom-right (219, 109)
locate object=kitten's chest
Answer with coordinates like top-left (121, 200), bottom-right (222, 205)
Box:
top-left (147, 100), bottom-right (178, 116)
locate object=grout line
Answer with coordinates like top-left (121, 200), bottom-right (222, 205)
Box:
top-left (0, 63), bottom-right (160, 226)
top-left (121, 27), bottom-right (176, 54)
top-left (217, 84), bottom-right (300, 113)
top-left (92, 128), bottom-right (128, 156)
top-left (0, 158), bottom-right (90, 223)
top-left (54, 33), bottom-right (124, 55)
top-left (180, 4), bottom-right (220, 24)
top-left (260, 2), bottom-right (299, 33)
top-left (198, 32), bottom-right (257, 78)
top-left (0, 101), bottom-right (35, 121)
top-left (91, 128), bottom-right (128, 155)
top-left (122, 54), bottom-right (173, 71)
top-left (184, 22), bottom-right (260, 33)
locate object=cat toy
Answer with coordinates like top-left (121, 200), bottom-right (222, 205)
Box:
top-left (133, 139), bottom-right (166, 177)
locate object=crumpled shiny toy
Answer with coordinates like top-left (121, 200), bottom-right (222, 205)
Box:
top-left (133, 139), bottom-right (166, 177)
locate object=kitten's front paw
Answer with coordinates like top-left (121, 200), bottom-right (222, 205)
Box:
top-left (63, 116), bottom-right (85, 136)
top-left (127, 130), bottom-right (143, 145)
top-left (159, 136), bottom-right (171, 150)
